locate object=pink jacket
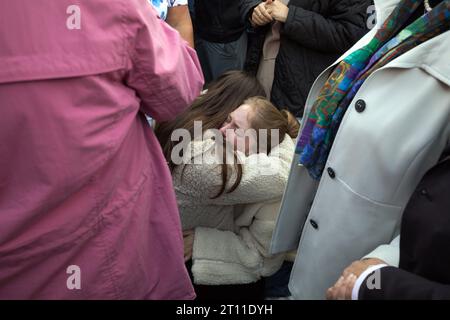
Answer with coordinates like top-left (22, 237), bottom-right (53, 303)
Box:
top-left (0, 0), bottom-right (203, 299)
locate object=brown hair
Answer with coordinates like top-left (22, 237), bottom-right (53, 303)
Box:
top-left (245, 96), bottom-right (299, 154)
top-left (155, 70), bottom-right (266, 169)
top-left (154, 71), bottom-right (266, 198)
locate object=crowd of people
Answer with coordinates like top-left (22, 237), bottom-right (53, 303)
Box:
top-left (0, 0), bottom-right (449, 300)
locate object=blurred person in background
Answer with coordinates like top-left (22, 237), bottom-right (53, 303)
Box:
top-left (193, 0), bottom-right (249, 85)
top-left (241, 0), bottom-right (372, 117)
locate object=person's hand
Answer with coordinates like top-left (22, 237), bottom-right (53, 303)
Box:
top-left (326, 274), bottom-right (357, 300)
top-left (251, 2), bottom-right (273, 27)
top-left (183, 229), bottom-right (195, 262)
top-left (326, 258), bottom-right (387, 300)
top-left (265, 0), bottom-right (289, 23)
top-left (342, 258), bottom-right (387, 278)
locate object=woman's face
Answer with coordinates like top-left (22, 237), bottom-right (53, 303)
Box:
top-left (219, 104), bottom-right (257, 154)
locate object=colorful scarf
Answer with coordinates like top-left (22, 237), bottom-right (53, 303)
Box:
top-left (296, 0), bottom-right (450, 180)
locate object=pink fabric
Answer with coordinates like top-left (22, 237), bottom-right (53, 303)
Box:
top-left (0, 0), bottom-right (204, 299)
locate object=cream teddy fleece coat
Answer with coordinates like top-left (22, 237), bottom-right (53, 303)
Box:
top-left (173, 132), bottom-right (295, 285)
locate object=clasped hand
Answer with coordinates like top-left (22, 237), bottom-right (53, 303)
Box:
top-left (251, 0), bottom-right (289, 26)
top-left (326, 258), bottom-right (387, 300)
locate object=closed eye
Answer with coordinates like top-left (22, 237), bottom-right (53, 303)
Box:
top-left (224, 115), bottom-right (239, 129)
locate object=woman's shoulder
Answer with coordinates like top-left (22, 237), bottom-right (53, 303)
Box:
top-left (277, 134), bottom-right (296, 150)
top-left (172, 132), bottom-right (223, 185)
top-left (266, 134), bottom-right (296, 158)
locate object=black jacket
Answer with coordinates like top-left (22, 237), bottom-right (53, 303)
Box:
top-left (360, 148), bottom-right (450, 300)
top-left (241, 0), bottom-right (372, 117)
top-left (194, 0), bottom-right (246, 43)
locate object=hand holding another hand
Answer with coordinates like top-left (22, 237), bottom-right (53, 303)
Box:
top-left (326, 258), bottom-right (387, 300)
top-left (251, 2), bottom-right (274, 27)
top-left (265, 0), bottom-right (289, 23)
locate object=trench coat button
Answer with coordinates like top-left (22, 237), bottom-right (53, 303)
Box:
top-left (355, 99), bottom-right (366, 113)
top-left (420, 188), bottom-right (433, 201)
top-left (309, 219), bottom-right (319, 230)
top-left (327, 167), bottom-right (336, 179)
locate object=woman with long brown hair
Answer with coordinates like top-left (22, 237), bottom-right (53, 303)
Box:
top-left (155, 70), bottom-right (266, 169)
top-left (166, 86), bottom-right (300, 299)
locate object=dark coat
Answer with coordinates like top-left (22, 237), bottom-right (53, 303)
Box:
top-left (241, 0), bottom-right (372, 117)
top-left (194, 0), bottom-right (246, 43)
top-left (360, 148), bottom-right (450, 300)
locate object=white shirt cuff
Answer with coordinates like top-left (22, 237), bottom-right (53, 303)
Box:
top-left (351, 264), bottom-right (388, 300)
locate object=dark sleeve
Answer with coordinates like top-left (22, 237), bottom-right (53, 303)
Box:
top-left (281, 0), bottom-right (372, 53)
top-left (240, 0), bottom-right (269, 76)
top-left (359, 266), bottom-right (450, 300)
top-left (240, 0), bottom-right (260, 25)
